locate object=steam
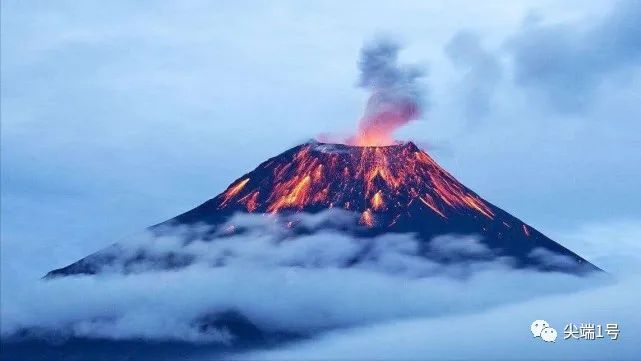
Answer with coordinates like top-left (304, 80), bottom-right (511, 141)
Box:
top-left (351, 38), bottom-right (426, 146)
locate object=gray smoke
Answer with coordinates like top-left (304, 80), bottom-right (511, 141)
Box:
top-left (351, 38), bottom-right (427, 145)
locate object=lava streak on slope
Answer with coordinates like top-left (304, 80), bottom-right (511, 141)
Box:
top-left (214, 141), bottom-right (494, 226)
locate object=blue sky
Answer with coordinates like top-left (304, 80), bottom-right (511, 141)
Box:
top-left (2, 0), bottom-right (640, 277)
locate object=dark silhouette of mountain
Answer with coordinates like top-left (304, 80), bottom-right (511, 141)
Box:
top-left (46, 141), bottom-right (600, 277)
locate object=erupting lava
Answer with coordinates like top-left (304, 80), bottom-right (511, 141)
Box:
top-left (350, 105), bottom-right (419, 146)
top-left (213, 141), bottom-right (493, 226)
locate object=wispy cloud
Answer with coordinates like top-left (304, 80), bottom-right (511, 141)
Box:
top-left (445, 30), bottom-right (502, 118)
top-left (506, 0), bottom-right (641, 113)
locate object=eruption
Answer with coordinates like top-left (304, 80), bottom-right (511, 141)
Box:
top-left (47, 141), bottom-right (599, 278)
top-left (350, 38), bottom-right (426, 146)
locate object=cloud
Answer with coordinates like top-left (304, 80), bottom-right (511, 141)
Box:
top-left (45, 211), bottom-right (590, 278)
top-left (234, 218), bottom-right (641, 360)
top-left (2, 261), bottom-right (603, 345)
top-left (528, 247), bottom-right (578, 270)
top-left (238, 276), bottom-right (639, 360)
top-left (46, 213), bottom-right (496, 278)
top-left (429, 234), bottom-right (492, 258)
top-left (507, 0), bottom-right (641, 113)
top-left (1, 213), bottom-right (608, 345)
top-left (444, 30), bottom-right (502, 118)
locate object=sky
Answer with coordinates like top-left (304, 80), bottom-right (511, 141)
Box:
top-left (1, 1), bottom-right (640, 358)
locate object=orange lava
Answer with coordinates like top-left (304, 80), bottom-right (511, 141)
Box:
top-left (220, 178), bottom-right (250, 206)
top-left (419, 195), bottom-right (446, 218)
top-left (268, 175), bottom-right (312, 213)
top-left (239, 191), bottom-right (259, 212)
top-left (215, 142), bottom-right (496, 224)
top-left (371, 190), bottom-right (384, 210)
top-left (360, 209), bottom-right (375, 227)
top-left (351, 130), bottom-right (395, 147)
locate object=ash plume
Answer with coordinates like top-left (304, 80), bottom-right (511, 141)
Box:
top-left (351, 38), bottom-right (427, 146)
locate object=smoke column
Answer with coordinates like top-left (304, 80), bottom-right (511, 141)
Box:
top-left (351, 38), bottom-right (426, 146)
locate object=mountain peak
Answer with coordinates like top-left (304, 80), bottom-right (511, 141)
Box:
top-left (306, 139), bottom-right (420, 152)
top-left (191, 140), bottom-right (469, 219)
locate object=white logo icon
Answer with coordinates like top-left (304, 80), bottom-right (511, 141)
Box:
top-left (531, 320), bottom-right (557, 343)
top-left (531, 320), bottom-right (549, 337)
top-left (541, 326), bottom-right (558, 342)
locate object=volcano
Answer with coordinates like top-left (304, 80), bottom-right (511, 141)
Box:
top-left (47, 141), bottom-right (599, 277)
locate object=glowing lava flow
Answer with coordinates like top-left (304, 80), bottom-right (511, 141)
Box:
top-left (213, 142), bottom-right (495, 227)
top-left (220, 178), bottom-right (249, 206)
top-left (360, 209), bottom-right (375, 227)
top-left (267, 175), bottom-right (312, 213)
top-left (371, 190), bottom-right (384, 210)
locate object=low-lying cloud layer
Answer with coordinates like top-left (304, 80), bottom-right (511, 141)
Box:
top-left (1, 212), bottom-right (610, 346)
top-left (239, 277), bottom-right (639, 360)
top-left (3, 261), bottom-right (604, 344)
top-left (234, 217), bottom-right (641, 360)
top-left (42, 210), bottom-right (592, 279)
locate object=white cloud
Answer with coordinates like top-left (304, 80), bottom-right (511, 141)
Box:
top-left (238, 277), bottom-right (639, 360)
top-left (234, 218), bottom-right (641, 360)
top-left (528, 247), bottom-right (578, 270)
top-left (2, 262), bottom-right (605, 344)
top-left (429, 234), bottom-right (492, 258)
top-left (1, 215), bottom-right (611, 344)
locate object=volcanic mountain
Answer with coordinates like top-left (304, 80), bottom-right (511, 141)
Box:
top-left (47, 141), bottom-right (599, 277)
